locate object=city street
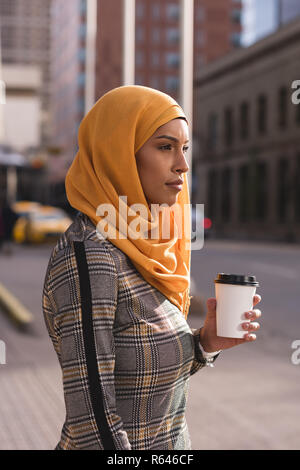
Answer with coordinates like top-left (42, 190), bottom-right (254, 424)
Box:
top-left (0, 239), bottom-right (300, 450)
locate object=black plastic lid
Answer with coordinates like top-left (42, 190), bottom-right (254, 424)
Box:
top-left (214, 273), bottom-right (259, 287)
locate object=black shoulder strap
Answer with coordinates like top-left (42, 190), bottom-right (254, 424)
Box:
top-left (73, 241), bottom-right (116, 450)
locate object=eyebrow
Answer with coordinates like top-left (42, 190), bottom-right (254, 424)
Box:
top-left (154, 135), bottom-right (189, 144)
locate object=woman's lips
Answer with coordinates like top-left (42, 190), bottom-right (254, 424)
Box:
top-left (166, 183), bottom-right (183, 191)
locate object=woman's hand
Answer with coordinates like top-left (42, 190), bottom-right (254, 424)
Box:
top-left (199, 294), bottom-right (262, 353)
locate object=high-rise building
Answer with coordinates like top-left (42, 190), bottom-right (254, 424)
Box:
top-left (51, 0), bottom-right (88, 163)
top-left (194, 18), bottom-right (300, 242)
top-left (242, 0), bottom-right (300, 46)
top-left (95, 0), bottom-right (243, 103)
top-left (0, 0), bottom-right (52, 145)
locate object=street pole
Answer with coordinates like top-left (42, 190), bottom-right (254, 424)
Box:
top-left (179, 0), bottom-right (194, 200)
top-left (123, 0), bottom-right (135, 85)
top-left (85, 0), bottom-right (97, 114)
top-left (0, 25), bottom-right (5, 142)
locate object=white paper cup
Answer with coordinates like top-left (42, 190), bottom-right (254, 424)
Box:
top-left (215, 273), bottom-right (259, 339)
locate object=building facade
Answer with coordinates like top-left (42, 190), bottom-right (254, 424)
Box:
top-left (1, 64), bottom-right (42, 151)
top-left (281, 0), bottom-right (300, 24)
top-left (194, 18), bottom-right (300, 242)
top-left (95, 0), bottom-right (243, 102)
top-left (48, 0), bottom-right (89, 213)
top-left (50, 0), bottom-right (87, 162)
top-left (0, 0), bottom-right (52, 145)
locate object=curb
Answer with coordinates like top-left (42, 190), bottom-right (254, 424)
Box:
top-left (0, 282), bottom-right (34, 327)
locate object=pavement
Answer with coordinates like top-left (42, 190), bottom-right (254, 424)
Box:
top-left (0, 240), bottom-right (300, 450)
top-left (0, 244), bottom-right (65, 450)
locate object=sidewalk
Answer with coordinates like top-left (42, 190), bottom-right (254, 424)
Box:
top-left (0, 305), bottom-right (65, 450)
top-left (0, 244), bottom-right (66, 450)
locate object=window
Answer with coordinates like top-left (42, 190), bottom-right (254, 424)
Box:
top-left (196, 31), bottom-right (205, 46)
top-left (277, 158), bottom-right (289, 223)
top-left (78, 47), bottom-right (86, 62)
top-left (238, 165), bottom-right (250, 222)
top-left (207, 170), bottom-right (218, 220)
top-left (136, 50), bottom-right (144, 67)
top-left (165, 76), bottom-right (179, 92)
top-left (257, 94), bottom-right (268, 135)
top-left (207, 113), bottom-right (218, 151)
top-left (240, 102), bottom-right (249, 140)
top-left (278, 86), bottom-right (288, 129)
top-left (151, 51), bottom-right (160, 67)
top-left (255, 162), bottom-right (268, 220)
top-left (80, 0), bottom-right (87, 14)
top-left (221, 168), bottom-right (232, 222)
top-left (152, 3), bottom-right (160, 19)
top-left (166, 3), bottom-right (180, 21)
top-left (78, 72), bottom-right (85, 86)
top-left (136, 2), bottom-right (145, 19)
top-left (136, 25), bottom-right (144, 42)
top-left (166, 27), bottom-right (180, 44)
top-left (196, 6), bottom-right (205, 22)
top-left (166, 52), bottom-right (180, 68)
top-left (231, 9), bottom-right (242, 24)
top-left (224, 107), bottom-right (234, 147)
top-left (231, 32), bottom-right (241, 47)
top-left (79, 24), bottom-right (86, 38)
top-left (152, 28), bottom-right (160, 43)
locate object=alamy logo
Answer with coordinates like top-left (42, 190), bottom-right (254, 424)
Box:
top-left (291, 340), bottom-right (300, 365)
top-left (291, 80), bottom-right (300, 105)
top-left (95, 198), bottom-right (205, 250)
top-left (0, 340), bottom-right (6, 365)
top-left (0, 80), bottom-right (6, 105)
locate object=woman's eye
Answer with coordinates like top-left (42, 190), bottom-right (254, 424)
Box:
top-left (159, 144), bottom-right (172, 151)
top-left (159, 144), bottom-right (189, 152)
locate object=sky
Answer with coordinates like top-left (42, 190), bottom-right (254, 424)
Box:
top-left (241, 0), bottom-right (278, 47)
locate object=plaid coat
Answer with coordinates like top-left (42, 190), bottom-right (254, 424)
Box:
top-left (42, 211), bottom-right (218, 450)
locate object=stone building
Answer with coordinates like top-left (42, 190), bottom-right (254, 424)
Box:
top-left (193, 18), bottom-right (300, 242)
top-left (0, 0), bottom-right (52, 145)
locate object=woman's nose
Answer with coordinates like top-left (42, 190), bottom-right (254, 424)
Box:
top-left (176, 150), bottom-right (189, 173)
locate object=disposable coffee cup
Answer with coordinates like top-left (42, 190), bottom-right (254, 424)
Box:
top-left (214, 273), bottom-right (259, 339)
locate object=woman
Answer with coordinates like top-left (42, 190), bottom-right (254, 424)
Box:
top-left (42, 85), bottom-right (261, 450)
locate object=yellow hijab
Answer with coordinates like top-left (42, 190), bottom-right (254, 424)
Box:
top-left (65, 85), bottom-right (192, 318)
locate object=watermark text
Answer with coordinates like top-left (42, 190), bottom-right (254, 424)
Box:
top-left (291, 80), bottom-right (300, 105)
top-left (95, 197), bottom-right (205, 250)
top-left (291, 340), bottom-right (300, 365)
top-left (0, 340), bottom-right (6, 365)
top-left (0, 80), bottom-right (6, 105)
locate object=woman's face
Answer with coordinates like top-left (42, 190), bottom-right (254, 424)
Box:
top-left (135, 118), bottom-right (189, 207)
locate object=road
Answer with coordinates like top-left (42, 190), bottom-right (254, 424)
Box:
top-left (0, 239), bottom-right (299, 450)
top-left (187, 238), bottom-right (300, 450)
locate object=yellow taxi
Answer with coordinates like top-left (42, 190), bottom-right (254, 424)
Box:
top-left (12, 201), bottom-right (73, 244)
top-left (12, 201), bottom-right (42, 243)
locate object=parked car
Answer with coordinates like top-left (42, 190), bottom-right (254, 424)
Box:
top-left (12, 201), bottom-right (72, 244)
top-left (12, 201), bottom-right (42, 243)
